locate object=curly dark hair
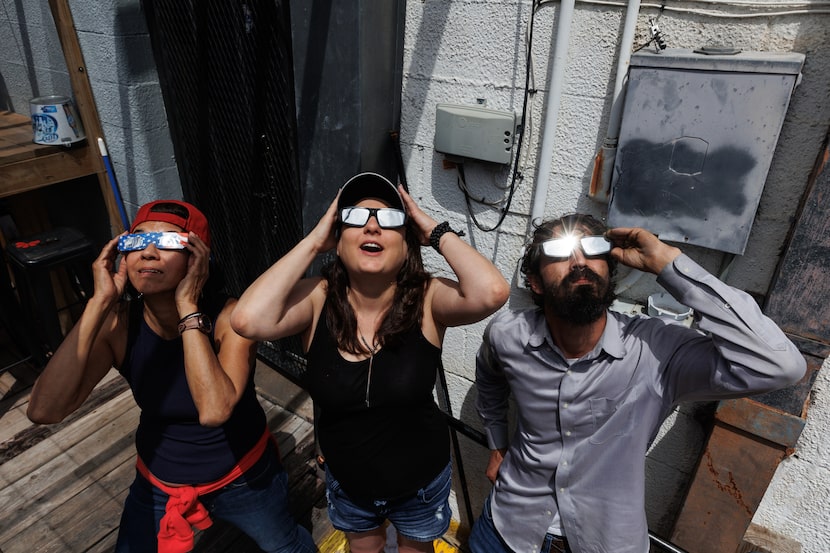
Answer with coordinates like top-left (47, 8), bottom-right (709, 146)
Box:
top-left (322, 218), bottom-right (430, 354)
top-left (520, 213), bottom-right (617, 307)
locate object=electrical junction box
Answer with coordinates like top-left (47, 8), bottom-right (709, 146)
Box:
top-left (434, 103), bottom-right (516, 164)
top-left (607, 48), bottom-right (805, 254)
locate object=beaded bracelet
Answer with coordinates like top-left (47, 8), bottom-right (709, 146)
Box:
top-left (429, 222), bottom-right (465, 253)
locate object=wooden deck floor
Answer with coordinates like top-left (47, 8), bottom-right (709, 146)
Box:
top-left (0, 356), bottom-right (332, 553)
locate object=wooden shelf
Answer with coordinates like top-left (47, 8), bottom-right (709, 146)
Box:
top-left (0, 111), bottom-right (99, 199)
top-left (0, 0), bottom-right (127, 233)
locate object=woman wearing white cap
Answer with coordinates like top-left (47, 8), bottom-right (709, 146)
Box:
top-left (232, 173), bottom-right (510, 553)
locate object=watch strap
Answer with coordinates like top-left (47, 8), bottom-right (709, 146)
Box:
top-left (177, 312), bottom-right (211, 334)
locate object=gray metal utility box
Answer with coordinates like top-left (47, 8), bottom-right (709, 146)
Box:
top-left (607, 48), bottom-right (804, 254)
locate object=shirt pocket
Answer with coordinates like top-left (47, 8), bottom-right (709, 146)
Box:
top-left (588, 387), bottom-right (637, 444)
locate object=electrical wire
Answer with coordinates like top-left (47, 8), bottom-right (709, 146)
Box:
top-left (541, 0), bottom-right (830, 16)
top-left (455, 0), bottom-right (542, 232)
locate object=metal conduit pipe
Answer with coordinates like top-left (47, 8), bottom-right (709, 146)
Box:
top-left (528, 0), bottom-right (576, 226)
top-left (589, 0), bottom-right (642, 203)
top-left (589, 0), bottom-right (648, 294)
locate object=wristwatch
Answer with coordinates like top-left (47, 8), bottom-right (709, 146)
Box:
top-left (177, 312), bottom-right (213, 335)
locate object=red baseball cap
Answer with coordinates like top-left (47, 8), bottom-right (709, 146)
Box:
top-left (130, 200), bottom-right (211, 248)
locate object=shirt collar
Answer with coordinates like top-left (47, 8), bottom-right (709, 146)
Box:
top-left (597, 310), bottom-right (627, 360)
top-left (526, 308), bottom-right (628, 360)
top-left (527, 308), bottom-right (550, 349)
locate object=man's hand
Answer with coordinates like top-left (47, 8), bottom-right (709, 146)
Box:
top-left (606, 227), bottom-right (682, 275)
top-left (486, 448), bottom-right (507, 484)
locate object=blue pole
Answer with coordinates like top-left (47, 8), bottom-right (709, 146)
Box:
top-left (97, 137), bottom-right (130, 229)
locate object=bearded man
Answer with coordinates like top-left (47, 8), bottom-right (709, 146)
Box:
top-left (468, 213), bottom-right (805, 553)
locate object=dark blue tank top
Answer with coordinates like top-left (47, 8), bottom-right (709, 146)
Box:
top-left (118, 298), bottom-right (266, 484)
top-left (304, 306), bottom-right (450, 500)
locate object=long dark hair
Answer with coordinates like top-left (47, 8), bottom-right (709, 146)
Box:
top-left (322, 218), bottom-right (429, 354)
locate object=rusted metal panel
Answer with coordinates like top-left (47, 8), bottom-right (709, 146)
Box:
top-left (765, 138), bottom-right (830, 345)
top-left (670, 419), bottom-right (789, 553)
top-left (715, 398), bottom-right (806, 448)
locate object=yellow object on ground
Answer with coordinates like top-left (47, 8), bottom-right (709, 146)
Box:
top-left (317, 524), bottom-right (461, 553)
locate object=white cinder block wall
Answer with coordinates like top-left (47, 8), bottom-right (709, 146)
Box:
top-left (400, 1), bottom-right (830, 551)
top-left (4, 0), bottom-right (829, 550)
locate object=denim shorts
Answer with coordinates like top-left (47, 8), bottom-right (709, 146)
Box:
top-left (325, 461), bottom-right (452, 542)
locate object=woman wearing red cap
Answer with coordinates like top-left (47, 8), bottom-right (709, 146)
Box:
top-left (27, 200), bottom-right (316, 553)
top-left (232, 173), bottom-right (510, 553)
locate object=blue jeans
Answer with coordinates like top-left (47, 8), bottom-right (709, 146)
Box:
top-left (115, 443), bottom-right (316, 553)
top-left (325, 461), bottom-right (452, 542)
top-left (468, 493), bottom-right (571, 553)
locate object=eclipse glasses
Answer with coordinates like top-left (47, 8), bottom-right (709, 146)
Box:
top-left (340, 206), bottom-right (406, 229)
top-left (540, 235), bottom-right (612, 259)
top-left (117, 232), bottom-right (189, 252)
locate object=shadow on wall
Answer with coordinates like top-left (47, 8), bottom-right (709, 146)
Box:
top-left (0, 72), bottom-right (11, 111)
top-left (113, 0), bottom-right (179, 207)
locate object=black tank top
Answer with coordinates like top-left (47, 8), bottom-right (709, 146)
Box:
top-left (304, 306), bottom-right (450, 500)
top-left (119, 297), bottom-right (266, 484)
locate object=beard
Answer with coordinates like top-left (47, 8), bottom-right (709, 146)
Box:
top-left (544, 266), bottom-right (616, 325)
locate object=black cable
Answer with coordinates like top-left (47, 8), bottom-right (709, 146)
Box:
top-left (456, 0), bottom-right (540, 232)
top-left (389, 130), bottom-right (410, 193)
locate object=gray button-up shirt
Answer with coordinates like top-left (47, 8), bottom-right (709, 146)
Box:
top-left (475, 254), bottom-right (806, 553)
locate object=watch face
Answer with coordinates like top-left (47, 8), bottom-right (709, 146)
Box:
top-left (198, 314), bottom-right (213, 333)
top-left (178, 313), bottom-right (213, 334)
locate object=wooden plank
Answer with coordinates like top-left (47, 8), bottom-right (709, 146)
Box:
top-left (1, 511), bottom-right (74, 553)
top-left (0, 111), bottom-right (101, 198)
top-left (254, 364), bottom-right (314, 422)
top-left (0, 365), bottom-right (123, 425)
top-left (0, 404), bottom-right (137, 541)
top-left (82, 529), bottom-right (120, 553)
top-left (0, 372), bottom-right (129, 468)
top-left (0, 111), bottom-right (61, 164)
top-left (0, 404), bottom-right (37, 446)
top-left (48, 0), bottom-right (125, 233)
top-left (0, 146), bottom-right (99, 198)
top-left (1, 454), bottom-right (134, 553)
top-left (0, 388), bottom-right (134, 485)
top-left (39, 457), bottom-right (133, 553)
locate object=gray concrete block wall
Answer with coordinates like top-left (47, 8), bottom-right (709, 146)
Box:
top-left (68, 0), bottom-right (179, 216)
top-left (0, 0), bottom-right (181, 221)
top-left (0, 1), bottom-right (73, 113)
